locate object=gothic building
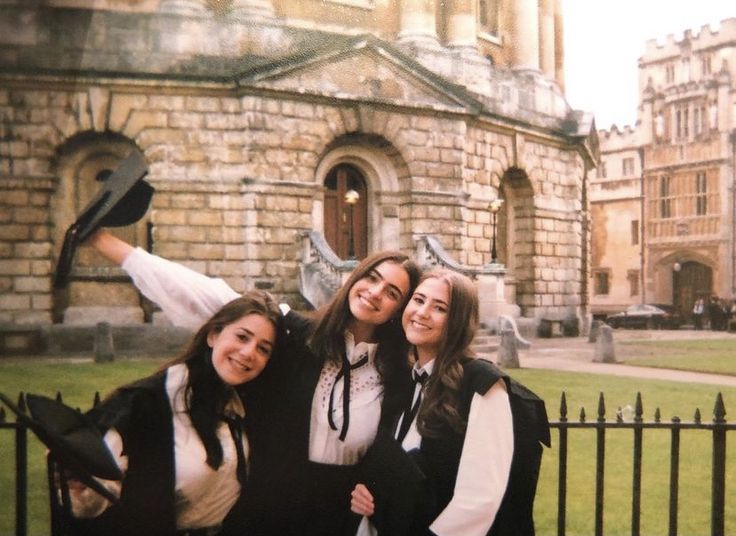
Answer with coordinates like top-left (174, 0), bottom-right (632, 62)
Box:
top-left (591, 18), bottom-right (736, 320)
top-left (0, 0), bottom-right (596, 342)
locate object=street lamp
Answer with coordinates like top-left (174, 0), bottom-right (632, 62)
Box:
top-left (489, 198), bottom-right (504, 264)
top-left (344, 189), bottom-right (360, 259)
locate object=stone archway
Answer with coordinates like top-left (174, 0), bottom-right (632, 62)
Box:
top-left (499, 167), bottom-right (535, 312)
top-left (315, 135), bottom-right (406, 254)
top-left (673, 260), bottom-right (713, 321)
top-left (52, 132), bottom-right (150, 324)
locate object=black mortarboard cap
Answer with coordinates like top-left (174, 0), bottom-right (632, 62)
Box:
top-left (53, 149), bottom-right (153, 289)
top-left (0, 392), bottom-right (123, 503)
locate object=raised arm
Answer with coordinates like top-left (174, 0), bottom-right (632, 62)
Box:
top-left (87, 230), bottom-right (239, 330)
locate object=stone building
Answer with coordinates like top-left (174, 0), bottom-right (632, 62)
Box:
top-left (0, 0), bottom-right (597, 347)
top-left (591, 18), bottom-right (736, 320)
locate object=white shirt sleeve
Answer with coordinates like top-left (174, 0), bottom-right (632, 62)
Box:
top-left (121, 247), bottom-right (240, 330)
top-left (429, 380), bottom-right (513, 536)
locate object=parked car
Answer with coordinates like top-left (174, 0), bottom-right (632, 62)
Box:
top-left (606, 304), bottom-right (682, 329)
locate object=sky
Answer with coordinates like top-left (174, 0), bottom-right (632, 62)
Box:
top-left (562, 0), bottom-right (735, 130)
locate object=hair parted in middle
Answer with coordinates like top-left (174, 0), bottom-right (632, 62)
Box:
top-left (308, 250), bottom-right (421, 385)
top-left (414, 268), bottom-right (479, 437)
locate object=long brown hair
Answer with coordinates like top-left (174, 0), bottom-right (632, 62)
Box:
top-left (415, 269), bottom-right (479, 437)
top-left (309, 250), bottom-right (421, 384)
top-left (165, 290), bottom-right (281, 469)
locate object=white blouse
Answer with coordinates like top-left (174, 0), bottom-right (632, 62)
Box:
top-left (122, 247), bottom-right (384, 466)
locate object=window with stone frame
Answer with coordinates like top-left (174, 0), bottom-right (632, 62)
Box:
top-left (593, 270), bottom-right (610, 295)
top-left (675, 104), bottom-right (689, 140)
top-left (627, 270), bottom-right (640, 297)
top-left (622, 157), bottom-right (635, 177)
top-left (659, 175), bottom-right (672, 218)
top-left (631, 219), bottom-right (639, 245)
top-left (695, 171), bottom-right (708, 216)
top-left (665, 64), bottom-right (675, 84)
top-left (701, 54), bottom-right (712, 76)
top-left (478, 0), bottom-right (499, 36)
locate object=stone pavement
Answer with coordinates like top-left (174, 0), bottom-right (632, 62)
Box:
top-left (516, 329), bottom-right (736, 387)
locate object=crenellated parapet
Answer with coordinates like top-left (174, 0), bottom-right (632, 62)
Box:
top-left (642, 18), bottom-right (736, 62)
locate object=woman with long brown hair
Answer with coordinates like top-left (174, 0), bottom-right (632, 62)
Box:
top-left (351, 269), bottom-right (514, 536)
top-left (65, 292), bottom-right (281, 536)
top-left (86, 229), bottom-right (421, 535)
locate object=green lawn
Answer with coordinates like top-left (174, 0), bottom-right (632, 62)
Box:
top-left (1, 356), bottom-right (735, 535)
top-left (617, 338), bottom-right (736, 376)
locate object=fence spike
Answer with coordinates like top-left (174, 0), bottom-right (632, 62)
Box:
top-left (56, 391), bottom-right (63, 403)
top-left (560, 392), bottom-right (568, 419)
top-left (579, 407), bottom-right (586, 423)
top-left (616, 406), bottom-right (623, 423)
top-left (654, 407), bottom-right (661, 423)
top-left (93, 392), bottom-right (101, 407)
top-left (597, 392), bottom-right (606, 421)
top-left (671, 415), bottom-right (681, 424)
top-left (18, 392), bottom-right (26, 412)
top-left (713, 393), bottom-right (726, 423)
top-left (634, 392), bottom-right (643, 422)
top-left (694, 408), bottom-right (701, 424)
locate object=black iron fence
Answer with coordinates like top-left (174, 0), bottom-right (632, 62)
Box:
top-left (1, 391), bottom-right (734, 536)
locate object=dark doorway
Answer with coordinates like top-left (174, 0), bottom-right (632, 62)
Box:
top-left (323, 164), bottom-right (368, 260)
top-left (673, 261), bottom-right (712, 321)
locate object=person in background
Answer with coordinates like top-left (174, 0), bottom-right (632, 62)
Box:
top-left (692, 298), bottom-right (704, 330)
top-left (351, 269), bottom-right (514, 536)
top-left (65, 292), bottom-right (281, 536)
top-left (86, 229), bottom-right (421, 536)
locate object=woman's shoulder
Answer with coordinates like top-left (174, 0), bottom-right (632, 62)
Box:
top-left (460, 357), bottom-right (506, 396)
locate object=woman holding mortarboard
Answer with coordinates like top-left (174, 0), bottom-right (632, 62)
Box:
top-left (86, 229), bottom-right (421, 536)
top-left (64, 291), bottom-right (281, 536)
top-left (351, 269), bottom-right (517, 536)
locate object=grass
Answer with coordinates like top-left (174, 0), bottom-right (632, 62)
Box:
top-left (617, 337), bottom-right (736, 376)
top-left (1, 351), bottom-right (735, 535)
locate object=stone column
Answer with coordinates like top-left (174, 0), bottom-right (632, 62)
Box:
top-left (397, 0), bottom-right (440, 48)
top-left (538, 0), bottom-right (555, 79)
top-left (445, 0), bottom-right (476, 49)
top-left (159, 0), bottom-right (208, 15)
top-left (553, 0), bottom-right (565, 91)
top-left (230, 0), bottom-right (275, 19)
top-left (508, 0), bottom-right (539, 71)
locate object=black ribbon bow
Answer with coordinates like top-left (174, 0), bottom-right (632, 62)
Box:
top-left (395, 370), bottom-right (428, 443)
top-left (328, 352), bottom-right (369, 441)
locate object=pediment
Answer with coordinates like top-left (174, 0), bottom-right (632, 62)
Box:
top-left (237, 35), bottom-right (481, 114)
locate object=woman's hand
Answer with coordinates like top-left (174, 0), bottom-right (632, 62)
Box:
top-left (350, 483), bottom-right (375, 516)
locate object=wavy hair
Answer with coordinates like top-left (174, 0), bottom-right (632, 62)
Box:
top-left (308, 250), bottom-right (421, 389)
top-left (415, 269), bottom-right (479, 437)
top-left (164, 290), bottom-right (281, 470)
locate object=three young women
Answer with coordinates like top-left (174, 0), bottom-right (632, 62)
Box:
top-left (86, 229), bottom-right (421, 535)
top-left (351, 269), bottom-right (515, 536)
top-left (66, 291), bottom-right (281, 536)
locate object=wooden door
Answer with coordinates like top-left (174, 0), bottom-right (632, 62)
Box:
top-left (673, 261), bottom-right (712, 320)
top-left (323, 164), bottom-right (367, 259)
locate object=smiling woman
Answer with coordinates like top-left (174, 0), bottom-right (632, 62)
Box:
top-left (55, 292), bottom-right (282, 536)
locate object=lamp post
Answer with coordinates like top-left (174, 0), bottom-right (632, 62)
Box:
top-left (344, 189), bottom-right (360, 259)
top-left (489, 198), bottom-right (504, 264)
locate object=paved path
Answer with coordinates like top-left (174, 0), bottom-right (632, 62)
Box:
top-left (516, 329), bottom-right (736, 387)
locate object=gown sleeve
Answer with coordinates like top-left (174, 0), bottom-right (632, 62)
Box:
top-left (121, 247), bottom-right (240, 330)
top-left (429, 380), bottom-right (513, 536)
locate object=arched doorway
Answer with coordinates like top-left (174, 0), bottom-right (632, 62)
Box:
top-left (323, 164), bottom-right (368, 259)
top-left (52, 134), bottom-right (150, 324)
top-left (673, 260), bottom-right (713, 321)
